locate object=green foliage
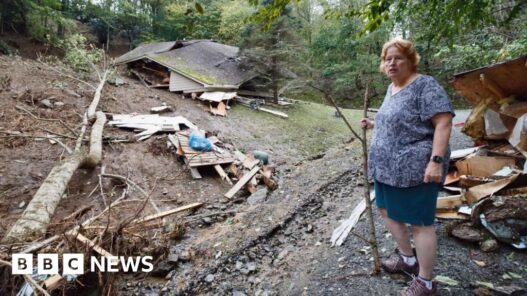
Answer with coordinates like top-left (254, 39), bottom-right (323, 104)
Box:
top-left (59, 33), bottom-right (103, 72)
top-left (218, 0), bottom-right (255, 45)
top-left (0, 40), bottom-right (15, 55)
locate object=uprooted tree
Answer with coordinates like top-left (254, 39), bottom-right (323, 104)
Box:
top-left (2, 70), bottom-right (110, 243)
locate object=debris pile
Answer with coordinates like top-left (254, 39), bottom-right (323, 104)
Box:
top-left (436, 55), bottom-right (527, 251)
top-left (108, 113), bottom-right (278, 198)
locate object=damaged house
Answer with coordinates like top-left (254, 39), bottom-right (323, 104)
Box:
top-left (114, 39), bottom-right (288, 117)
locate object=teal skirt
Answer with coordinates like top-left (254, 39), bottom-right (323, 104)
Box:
top-left (374, 180), bottom-right (441, 226)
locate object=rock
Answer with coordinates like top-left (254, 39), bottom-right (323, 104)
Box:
top-left (18, 201), bottom-right (26, 208)
top-left (63, 89), bottom-right (81, 98)
top-left (235, 261), bottom-right (244, 270)
top-left (149, 260), bottom-right (173, 277)
top-left (277, 248), bottom-right (289, 261)
top-left (247, 188), bottom-right (268, 205)
top-left (162, 188), bottom-right (169, 195)
top-left (53, 101), bottom-right (65, 107)
top-left (167, 254), bottom-right (179, 264)
top-left (38, 99), bottom-right (53, 108)
top-left (240, 268), bottom-right (250, 275)
top-left (480, 239), bottom-right (499, 252)
top-left (305, 224), bottom-right (313, 233)
top-left (232, 290), bottom-right (247, 296)
top-left (179, 250), bottom-right (191, 261)
top-left (246, 262), bottom-right (257, 272)
top-left (202, 217), bottom-right (213, 224)
top-left (205, 274), bottom-right (215, 283)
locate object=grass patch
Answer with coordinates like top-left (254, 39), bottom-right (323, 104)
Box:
top-left (231, 101), bottom-right (364, 160)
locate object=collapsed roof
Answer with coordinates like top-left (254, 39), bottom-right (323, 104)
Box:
top-left (114, 40), bottom-right (257, 89)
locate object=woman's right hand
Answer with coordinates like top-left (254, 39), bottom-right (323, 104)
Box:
top-left (360, 118), bottom-right (374, 129)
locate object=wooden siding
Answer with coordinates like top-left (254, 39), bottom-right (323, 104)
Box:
top-left (169, 71), bottom-right (203, 92)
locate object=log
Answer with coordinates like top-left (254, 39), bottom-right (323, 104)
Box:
top-left (2, 151), bottom-right (85, 242)
top-left (87, 70), bottom-right (109, 120)
top-left (83, 111), bottom-right (107, 168)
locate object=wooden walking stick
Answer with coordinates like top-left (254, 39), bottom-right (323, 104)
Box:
top-left (361, 83), bottom-right (381, 273)
top-left (308, 82), bottom-right (381, 274)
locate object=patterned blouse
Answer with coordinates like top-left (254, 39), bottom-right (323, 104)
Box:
top-left (368, 75), bottom-right (455, 188)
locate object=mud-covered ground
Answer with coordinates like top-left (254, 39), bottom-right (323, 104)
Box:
top-left (0, 54), bottom-right (525, 296)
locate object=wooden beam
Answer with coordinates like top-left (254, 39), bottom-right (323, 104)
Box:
top-left (130, 202), bottom-right (203, 225)
top-left (70, 233), bottom-right (114, 257)
top-left (224, 166), bottom-right (260, 198)
top-left (214, 165), bottom-right (233, 185)
top-left (258, 107), bottom-right (288, 118)
top-left (436, 195), bottom-right (463, 210)
top-left (480, 73), bottom-right (507, 99)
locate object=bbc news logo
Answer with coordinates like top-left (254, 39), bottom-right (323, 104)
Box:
top-left (12, 254), bottom-right (154, 274)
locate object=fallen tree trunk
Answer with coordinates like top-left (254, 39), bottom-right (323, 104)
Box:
top-left (2, 151), bottom-right (85, 242)
top-left (87, 70), bottom-right (108, 120)
top-left (3, 71), bottom-right (109, 243)
top-left (83, 111), bottom-right (106, 168)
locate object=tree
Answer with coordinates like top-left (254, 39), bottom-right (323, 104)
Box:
top-left (240, 4), bottom-right (301, 103)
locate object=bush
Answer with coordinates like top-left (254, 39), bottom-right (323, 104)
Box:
top-left (0, 39), bottom-right (15, 55)
top-left (60, 33), bottom-right (103, 72)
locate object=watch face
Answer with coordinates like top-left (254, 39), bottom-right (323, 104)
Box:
top-left (432, 156), bottom-right (443, 163)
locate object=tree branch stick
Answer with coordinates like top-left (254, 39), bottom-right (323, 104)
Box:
top-left (361, 84), bottom-right (380, 273)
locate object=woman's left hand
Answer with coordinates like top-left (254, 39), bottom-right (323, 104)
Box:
top-left (423, 161), bottom-right (443, 183)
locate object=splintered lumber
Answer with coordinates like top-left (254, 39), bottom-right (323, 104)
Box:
top-left (109, 114), bottom-right (198, 140)
top-left (168, 134), bottom-right (202, 179)
top-left (224, 166), bottom-right (260, 198)
top-left (150, 106), bottom-right (173, 114)
top-left (214, 165), bottom-right (233, 185)
top-left (209, 101), bottom-right (227, 116)
top-left (43, 275), bottom-right (64, 291)
top-left (436, 195), bottom-right (463, 210)
top-left (466, 173), bottom-right (520, 204)
top-left (435, 211), bottom-right (470, 220)
top-left (87, 70), bottom-right (109, 120)
top-left (455, 156), bottom-right (516, 177)
top-left (83, 111), bottom-right (106, 168)
top-left (69, 232), bottom-right (114, 257)
top-left (2, 151), bottom-right (85, 243)
top-left (258, 107), bottom-right (288, 118)
top-left (331, 191), bottom-right (375, 247)
top-left (184, 158), bottom-right (202, 179)
top-left (129, 202), bottom-right (203, 225)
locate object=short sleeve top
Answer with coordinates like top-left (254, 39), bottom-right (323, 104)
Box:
top-left (368, 75), bottom-right (455, 188)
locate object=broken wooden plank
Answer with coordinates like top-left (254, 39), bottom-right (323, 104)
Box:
top-left (258, 107), bottom-right (288, 118)
top-left (214, 165), bottom-right (233, 185)
top-left (209, 101), bottom-right (227, 116)
top-left (184, 157), bottom-right (202, 179)
top-left (150, 106), bottom-right (173, 113)
top-left (43, 275), bottom-right (64, 291)
top-left (331, 191), bottom-right (375, 247)
top-left (466, 173), bottom-right (520, 204)
top-left (130, 202), bottom-right (203, 225)
top-left (455, 156), bottom-right (516, 177)
top-left (436, 195), bottom-right (464, 210)
top-left (225, 166), bottom-right (260, 198)
top-left (243, 158), bottom-right (260, 170)
top-left (70, 233), bottom-right (114, 257)
top-left (435, 211), bottom-right (470, 220)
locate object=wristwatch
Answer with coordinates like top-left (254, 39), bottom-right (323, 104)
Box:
top-left (431, 155), bottom-right (444, 164)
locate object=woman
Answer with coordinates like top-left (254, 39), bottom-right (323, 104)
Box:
top-left (361, 38), bottom-right (454, 296)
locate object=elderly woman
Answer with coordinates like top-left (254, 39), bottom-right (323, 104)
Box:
top-left (361, 38), bottom-right (454, 296)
